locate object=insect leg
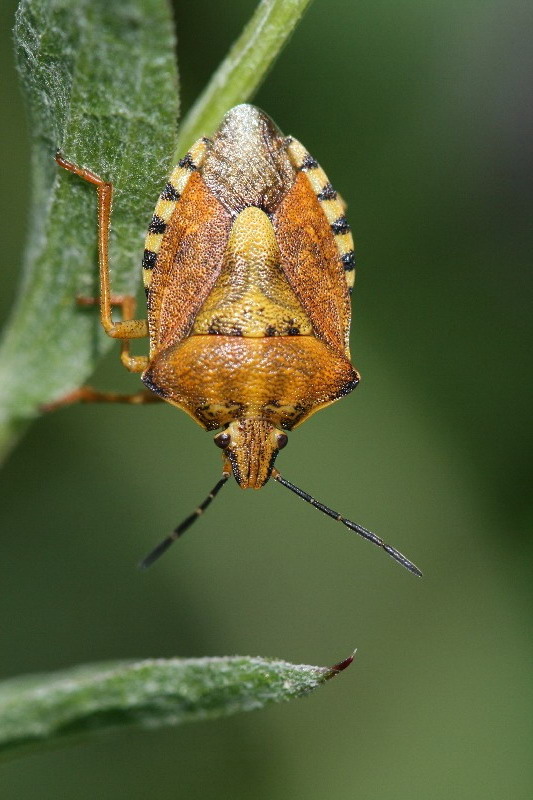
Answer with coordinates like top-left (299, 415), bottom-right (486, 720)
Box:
top-left (55, 153), bottom-right (149, 344)
top-left (41, 387), bottom-right (163, 413)
top-left (76, 294), bottom-right (148, 374)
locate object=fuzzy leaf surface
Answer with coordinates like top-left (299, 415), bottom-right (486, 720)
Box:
top-left (0, 0), bottom-right (179, 457)
top-left (0, 655), bottom-right (350, 757)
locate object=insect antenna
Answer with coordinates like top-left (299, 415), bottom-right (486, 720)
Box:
top-left (139, 473), bottom-right (230, 570)
top-left (272, 470), bottom-right (422, 577)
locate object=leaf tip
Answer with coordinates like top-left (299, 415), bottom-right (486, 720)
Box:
top-left (326, 649), bottom-right (357, 679)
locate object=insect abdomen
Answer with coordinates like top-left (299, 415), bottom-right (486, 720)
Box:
top-left (285, 137), bottom-right (356, 295)
top-left (142, 138), bottom-right (209, 296)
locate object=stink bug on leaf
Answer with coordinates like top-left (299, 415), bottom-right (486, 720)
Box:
top-left (53, 104), bottom-right (421, 576)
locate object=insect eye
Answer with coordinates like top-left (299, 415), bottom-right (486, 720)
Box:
top-left (214, 432), bottom-right (231, 449)
top-left (276, 433), bottom-right (288, 450)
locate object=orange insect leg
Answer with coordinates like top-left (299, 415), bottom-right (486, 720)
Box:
top-left (55, 153), bottom-right (149, 352)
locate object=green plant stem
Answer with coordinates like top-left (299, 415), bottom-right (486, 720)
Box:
top-left (174, 0), bottom-right (313, 156)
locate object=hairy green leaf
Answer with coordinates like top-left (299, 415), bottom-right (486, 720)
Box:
top-left (0, 0), bottom-right (179, 458)
top-left (0, 654), bottom-right (352, 757)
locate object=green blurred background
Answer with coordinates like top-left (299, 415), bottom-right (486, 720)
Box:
top-left (1, 0), bottom-right (531, 797)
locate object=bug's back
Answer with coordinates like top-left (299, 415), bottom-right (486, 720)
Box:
top-left (141, 105), bottom-right (358, 462)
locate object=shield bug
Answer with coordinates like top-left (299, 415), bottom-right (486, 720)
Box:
top-left (53, 104), bottom-right (421, 576)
